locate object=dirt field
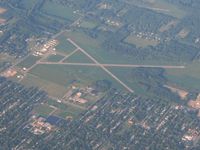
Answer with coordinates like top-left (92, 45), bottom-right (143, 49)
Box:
top-left (159, 20), bottom-right (178, 32)
top-left (0, 7), bottom-right (7, 14)
top-left (164, 85), bottom-right (188, 99)
top-left (0, 18), bottom-right (6, 24)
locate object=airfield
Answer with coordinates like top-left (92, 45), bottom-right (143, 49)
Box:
top-left (1, 0), bottom-right (200, 121)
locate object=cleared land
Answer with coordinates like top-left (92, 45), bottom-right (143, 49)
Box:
top-left (0, 7), bottom-right (7, 14)
top-left (17, 55), bottom-right (41, 69)
top-left (124, 35), bottom-right (160, 48)
top-left (80, 20), bottom-right (98, 29)
top-left (47, 99), bottom-right (84, 119)
top-left (164, 85), bottom-right (188, 99)
top-left (33, 104), bottom-right (55, 117)
top-left (45, 54), bottom-right (65, 62)
top-left (68, 38), bottom-right (134, 93)
top-left (159, 20), bottom-right (178, 32)
top-left (41, 1), bottom-right (79, 21)
top-left (55, 37), bottom-right (77, 55)
top-left (63, 50), bottom-right (93, 63)
top-left (166, 62), bottom-right (200, 90)
top-left (126, 0), bottom-right (186, 18)
top-left (62, 31), bottom-right (178, 65)
top-left (20, 0), bottom-right (37, 9)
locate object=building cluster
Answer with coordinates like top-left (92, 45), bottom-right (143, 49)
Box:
top-left (188, 93), bottom-right (200, 117)
top-left (64, 85), bottom-right (100, 105)
top-left (28, 116), bottom-right (55, 135)
top-left (33, 39), bottom-right (58, 56)
top-left (66, 90), bottom-right (200, 149)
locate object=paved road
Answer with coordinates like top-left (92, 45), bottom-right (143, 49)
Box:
top-left (59, 48), bottom-right (79, 63)
top-left (39, 62), bottom-right (185, 69)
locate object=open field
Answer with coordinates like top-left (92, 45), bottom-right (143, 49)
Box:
top-left (17, 55), bottom-right (41, 69)
top-left (164, 85), bottom-right (188, 99)
top-left (80, 20), bottom-right (98, 29)
top-left (41, 1), bottom-right (79, 21)
top-left (0, 7), bottom-right (7, 14)
top-left (33, 104), bottom-right (55, 117)
top-left (55, 37), bottom-right (77, 55)
top-left (27, 64), bottom-right (126, 92)
top-left (0, 7), bottom-right (7, 24)
top-left (33, 98), bottom-right (84, 119)
top-left (159, 20), bottom-right (178, 32)
top-left (63, 51), bottom-right (93, 63)
top-left (126, 0), bottom-right (186, 18)
top-left (45, 54), bottom-right (65, 62)
top-left (0, 18), bottom-right (6, 24)
top-left (107, 67), bottom-right (147, 94)
top-left (20, 0), bottom-right (37, 9)
top-left (124, 35), bottom-right (159, 48)
top-left (47, 99), bottom-right (84, 119)
top-left (67, 38), bottom-right (134, 93)
top-left (165, 62), bottom-right (200, 90)
top-left (60, 31), bottom-right (182, 65)
top-left (21, 73), bottom-right (68, 98)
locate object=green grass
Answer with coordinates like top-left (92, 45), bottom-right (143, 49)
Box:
top-left (41, 1), bottom-right (79, 21)
top-left (46, 54), bottom-right (65, 62)
top-left (108, 67), bottom-right (144, 94)
top-left (47, 99), bottom-right (84, 119)
top-left (34, 104), bottom-right (54, 117)
top-left (64, 51), bottom-right (93, 63)
top-left (128, 0), bottom-right (186, 19)
top-left (20, 0), bottom-right (37, 9)
top-left (61, 30), bottom-right (171, 65)
top-left (165, 62), bottom-right (200, 90)
top-left (80, 20), bottom-right (98, 29)
top-left (21, 73), bottom-right (67, 98)
top-left (56, 37), bottom-right (77, 55)
top-left (17, 55), bottom-right (40, 69)
top-left (124, 35), bottom-right (159, 48)
top-left (29, 64), bottom-right (125, 90)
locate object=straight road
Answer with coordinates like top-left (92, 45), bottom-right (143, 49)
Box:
top-left (39, 62), bottom-right (185, 69)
